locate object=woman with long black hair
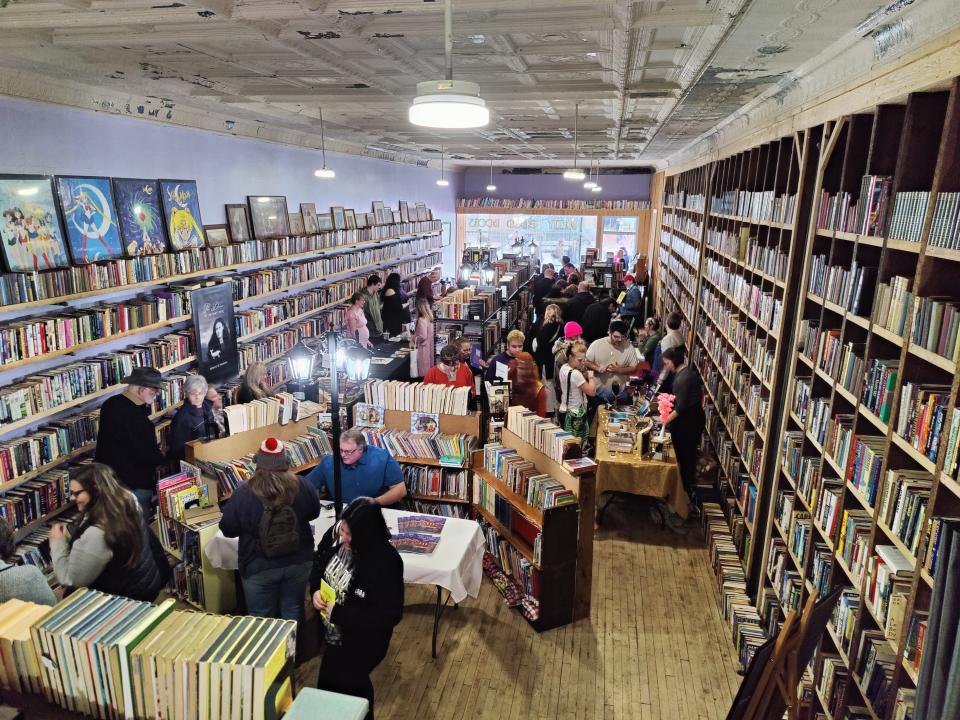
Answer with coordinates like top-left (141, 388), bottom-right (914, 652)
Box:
top-left (310, 497), bottom-right (404, 719)
top-left (380, 271), bottom-right (410, 337)
top-left (661, 345), bottom-right (706, 505)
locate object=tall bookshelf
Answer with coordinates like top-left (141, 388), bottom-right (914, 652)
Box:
top-left (0, 213), bottom-right (444, 578)
top-left (655, 74), bottom-right (960, 718)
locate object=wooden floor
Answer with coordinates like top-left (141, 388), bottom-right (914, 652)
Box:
top-left (298, 502), bottom-right (743, 720)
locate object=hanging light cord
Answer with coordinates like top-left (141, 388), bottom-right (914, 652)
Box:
top-left (573, 102), bottom-right (580, 170)
top-left (319, 106), bottom-right (328, 169)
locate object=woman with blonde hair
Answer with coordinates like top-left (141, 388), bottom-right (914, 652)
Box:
top-left (237, 361), bottom-right (271, 403)
top-left (219, 437), bottom-right (320, 622)
top-left (412, 296), bottom-right (435, 379)
top-left (49, 463), bottom-right (167, 601)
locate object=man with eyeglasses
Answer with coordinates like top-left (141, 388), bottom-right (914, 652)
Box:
top-left (94, 366), bottom-right (166, 519)
top-left (585, 320), bottom-right (645, 405)
top-left (305, 427), bottom-right (407, 507)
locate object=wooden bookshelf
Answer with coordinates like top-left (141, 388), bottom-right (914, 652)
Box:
top-left (186, 413), bottom-right (322, 465)
top-left (655, 76), bottom-right (960, 719)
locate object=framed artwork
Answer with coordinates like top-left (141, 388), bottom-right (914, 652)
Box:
top-left (300, 203), bottom-right (319, 234)
top-left (288, 211), bottom-right (305, 235)
top-left (365, 212), bottom-right (376, 227)
top-left (54, 176), bottom-right (124, 264)
top-left (225, 203), bottom-right (252, 243)
top-left (344, 209), bottom-right (357, 230)
top-left (112, 178), bottom-right (168, 256)
top-left (0, 175), bottom-right (70, 272)
top-left (392, 209), bottom-right (401, 224)
top-left (204, 224), bottom-right (230, 247)
top-left (371, 201), bottom-right (385, 224)
top-left (317, 213), bottom-right (333, 232)
top-left (330, 206), bottom-right (346, 230)
top-left (356, 212), bottom-right (368, 229)
top-left (159, 179), bottom-right (205, 250)
top-left (246, 195), bottom-right (290, 239)
top-left (399, 200), bottom-right (409, 223)
top-left (415, 202), bottom-right (427, 222)
top-left (191, 283), bottom-right (239, 382)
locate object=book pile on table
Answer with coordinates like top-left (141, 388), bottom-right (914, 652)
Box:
top-left (390, 513), bottom-right (445, 555)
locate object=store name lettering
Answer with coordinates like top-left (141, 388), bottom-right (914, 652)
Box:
top-left (468, 216), bottom-right (579, 231)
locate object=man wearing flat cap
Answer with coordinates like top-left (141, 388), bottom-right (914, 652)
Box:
top-left (94, 367), bottom-right (167, 519)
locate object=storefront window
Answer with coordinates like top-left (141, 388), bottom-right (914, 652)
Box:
top-left (599, 216), bottom-right (638, 262)
top-left (462, 213), bottom-right (597, 268)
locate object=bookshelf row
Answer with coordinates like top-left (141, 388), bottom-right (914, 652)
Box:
top-left (655, 74), bottom-right (960, 719)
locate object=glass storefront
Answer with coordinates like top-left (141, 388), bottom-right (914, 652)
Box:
top-left (462, 213), bottom-right (598, 269)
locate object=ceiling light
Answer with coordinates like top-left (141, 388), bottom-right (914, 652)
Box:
top-left (409, 0), bottom-right (489, 129)
top-left (314, 106), bottom-right (335, 179)
top-left (591, 185), bottom-right (602, 193)
top-left (563, 102), bottom-right (584, 181)
top-left (583, 156), bottom-right (597, 189)
top-left (436, 146), bottom-right (449, 187)
top-left (486, 158), bottom-right (497, 192)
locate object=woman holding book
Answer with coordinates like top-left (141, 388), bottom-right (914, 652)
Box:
top-left (237, 362), bottom-right (271, 403)
top-left (661, 345), bottom-right (705, 504)
top-left (168, 373), bottom-right (220, 464)
top-left (413, 296), bottom-right (435, 378)
top-left (557, 340), bottom-right (597, 441)
top-left (49, 463), bottom-right (168, 602)
top-left (345, 292), bottom-right (374, 349)
top-left (311, 497), bottom-right (404, 720)
top-left (219, 437), bottom-right (320, 623)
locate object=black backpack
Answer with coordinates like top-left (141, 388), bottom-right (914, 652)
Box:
top-left (257, 503), bottom-right (302, 559)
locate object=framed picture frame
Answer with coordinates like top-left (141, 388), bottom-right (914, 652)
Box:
top-left (399, 200), bottom-right (410, 224)
top-left (355, 212), bottom-right (368, 229)
top-left (54, 175), bottom-right (125, 264)
top-left (225, 203), bottom-right (252, 243)
top-left (330, 206), bottom-right (346, 230)
top-left (300, 203), bottom-right (318, 234)
top-left (246, 195), bottom-right (290, 239)
top-left (112, 178), bottom-right (168, 256)
top-left (344, 209), bottom-right (357, 230)
top-left (365, 212), bottom-right (377, 228)
top-left (371, 201), bottom-right (385, 225)
top-left (204, 224), bottom-right (230, 247)
top-left (159, 179), bottom-right (205, 250)
top-left (288, 211), bottom-right (305, 236)
top-left (191, 283), bottom-right (239, 382)
top-left (0, 174), bottom-right (71, 272)
top-left (415, 202), bottom-right (427, 222)
top-left (317, 213), bottom-right (333, 232)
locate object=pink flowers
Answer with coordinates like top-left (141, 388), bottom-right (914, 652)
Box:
top-left (656, 393), bottom-right (675, 422)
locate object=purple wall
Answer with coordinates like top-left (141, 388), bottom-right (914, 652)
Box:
top-left (461, 167), bottom-right (651, 201)
top-left (0, 95), bottom-right (461, 264)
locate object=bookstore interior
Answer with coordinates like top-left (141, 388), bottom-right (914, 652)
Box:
top-left (1, 2), bottom-right (960, 719)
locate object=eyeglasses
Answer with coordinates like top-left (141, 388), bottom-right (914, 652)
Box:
top-left (340, 446), bottom-right (362, 456)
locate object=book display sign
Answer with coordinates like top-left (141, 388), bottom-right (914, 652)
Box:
top-left (191, 283), bottom-right (239, 381)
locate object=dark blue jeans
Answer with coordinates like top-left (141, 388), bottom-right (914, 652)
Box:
top-left (241, 561), bottom-right (312, 623)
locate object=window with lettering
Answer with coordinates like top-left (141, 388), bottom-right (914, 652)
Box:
top-left (463, 213), bottom-right (598, 269)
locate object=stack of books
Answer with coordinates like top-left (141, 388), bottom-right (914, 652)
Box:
top-left (221, 392), bottom-right (321, 435)
top-left (505, 406), bottom-right (581, 462)
top-left (363, 380), bottom-right (472, 416)
top-left (927, 190), bottom-right (960, 248)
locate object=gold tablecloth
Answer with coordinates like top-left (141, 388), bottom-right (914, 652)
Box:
top-left (595, 408), bottom-right (689, 519)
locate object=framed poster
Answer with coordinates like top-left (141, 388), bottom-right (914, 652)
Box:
top-left (0, 174), bottom-right (70, 272)
top-left (365, 212), bottom-right (376, 228)
top-left (300, 203), bottom-right (318, 234)
top-left (355, 212), bottom-right (368, 229)
top-left (159, 179), bottom-right (205, 250)
top-left (371, 200), bottom-right (385, 225)
top-left (191, 283), bottom-right (239, 381)
top-left (55, 175), bottom-right (124, 264)
top-left (317, 213), bottom-right (333, 232)
top-left (112, 178), bottom-right (168, 256)
top-left (399, 200), bottom-right (409, 223)
top-left (330, 206), bottom-right (346, 230)
top-left (225, 203), bottom-right (252, 243)
top-left (246, 195), bottom-right (290, 239)
top-left (415, 202), bottom-right (427, 222)
top-left (344, 209), bottom-right (357, 230)
top-left (288, 211), bottom-right (305, 236)
top-left (204, 224), bottom-right (230, 247)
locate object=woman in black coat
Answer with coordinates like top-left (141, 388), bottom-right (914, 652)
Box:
top-left (533, 303), bottom-right (563, 382)
top-left (380, 272), bottom-right (410, 336)
top-left (311, 497), bottom-right (404, 720)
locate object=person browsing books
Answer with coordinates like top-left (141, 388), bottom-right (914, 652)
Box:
top-left (509, 352), bottom-right (549, 417)
top-left (219, 437), bottom-right (320, 624)
top-left (0, 517), bottom-right (56, 605)
top-left (661, 345), bottom-right (706, 505)
top-left (305, 427), bottom-right (407, 507)
top-left (345, 292), bottom-right (374, 349)
top-left (361, 274), bottom-right (385, 339)
top-left (557, 340), bottom-right (597, 440)
top-left (237, 361), bottom-right (272, 403)
top-left (311, 497), bottom-right (403, 720)
top-left (484, 329), bottom-right (525, 382)
top-left (49, 463), bottom-right (168, 602)
top-left (585, 320), bottom-right (645, 404)
top-left (94, 366), bottom-right (167, 520)
top-left (168, 373), bottom-right (220, 464)
top-left (423, 344), bottom-right (475, 394)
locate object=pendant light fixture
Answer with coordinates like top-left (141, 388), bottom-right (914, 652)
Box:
top-left (313, 107), bottom-right (336, 179)
top-left (563, 103), bottom-right (585, 181)
top-left (583, 157), bottom-right (597, 189)
top-left (436, 147), bottom-right (449, 187)
top-left (486, 158), bottom-right (497, 192)
top-left (409, 0), bottom-right (489, 129)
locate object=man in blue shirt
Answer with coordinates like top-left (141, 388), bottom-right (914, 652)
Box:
top-left (305, 427), bottom-right (407, 506)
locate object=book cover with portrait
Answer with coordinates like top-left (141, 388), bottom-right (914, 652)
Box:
top-left (191, 283), bottom-right (239, 381)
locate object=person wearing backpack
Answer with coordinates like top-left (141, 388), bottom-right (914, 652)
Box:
top-left (219, 437), bottom-right (320, 622)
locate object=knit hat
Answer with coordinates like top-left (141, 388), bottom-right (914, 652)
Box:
top-left (624, 274), bottom-right (635, 283)
top-left (255, 437), bottom-right (290, 471)
top-left (564, 321), bottom-right (583, 339)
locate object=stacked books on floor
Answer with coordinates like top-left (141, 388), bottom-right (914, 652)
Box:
top-left (505, 406), bottom-right (581, 463)
top-left (703, 502), bottom-right (765, 670)
top-left (361, 428), bottom-right (473, 465)
top-left (0, 590), bottom-right (296, 720)
top-left (221, 392), bottom-right (321, 435)
top-left (363, 380), bottom-right (471, 416)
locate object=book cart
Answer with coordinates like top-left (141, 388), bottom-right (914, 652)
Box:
top-left (653, 74), bottom-right (960, 718)
top-left (473, 424), bottom-right (595, 631)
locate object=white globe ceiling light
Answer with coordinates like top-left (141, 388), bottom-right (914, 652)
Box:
top-left (486, 158), bottom-right (497, 192)
top-left (563, 102), bottom-right (584, 181)
top-left (314, 107), bottom-right (335, 179)
top-left (409, 0), bottom-right (489, 130)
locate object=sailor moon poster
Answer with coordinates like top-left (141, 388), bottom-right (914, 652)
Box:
top-left (55, 175), bottom-right (125, 264)
top-left (0, 174), bottom-right (70, 272)
top-left (160, 179), bottom-right (205, 250)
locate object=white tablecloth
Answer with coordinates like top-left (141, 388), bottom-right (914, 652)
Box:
top-left (205, 507), bottom-right (485, 603)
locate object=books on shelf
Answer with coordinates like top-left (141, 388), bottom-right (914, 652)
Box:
top-left (902, 609), bottom-right (928, 677)
top-left (922, 516), bottom-right (954, 578)
top-left (854, 174), bottom-right (893, 237)
top-left (877, 469), bottom-right (932, 555)
top-left (849, 435), bottom-right (886, 507)
top-left (481, 443), bottom-right (576, 511)
top-left (832, 588), bottom-right (860, 658)
top-left (886, 191), bottom-right (930, 243)
top-left (837, 509), bottom-right (872, 582)
top-left (221, 392), bottom-right (321, 435)
top-left (910, 296), bottom-right (960, 363)
top-left (872, 276), bottom-right (913, 338)
top-left (505, 406), bottom-right (581, 462)
top-left (363, 380), bottom-right (471, 416)
top-left (928, 191), bottom-right (960, 249)
top-left (855, 629), bottom-right (898, 717)
top-left (895, 382), bottom-right (951, 462)
top-left (865, 544), bottom-right (913, 643)
top-left (818, 654), bottom-right (850, 718)
top-left (862, 358), bottom-right (898, 422)
top-left (401, 465), bottom-right (468, 501)
top-left (457, 197), bottom-right (650, 210)
top-left (361, 428), bottom-right (473, 464)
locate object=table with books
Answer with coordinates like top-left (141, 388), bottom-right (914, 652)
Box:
top-left (205, 506), bottom-right (485, 658)
top-left (594, 407), bottom-right (689, 523)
